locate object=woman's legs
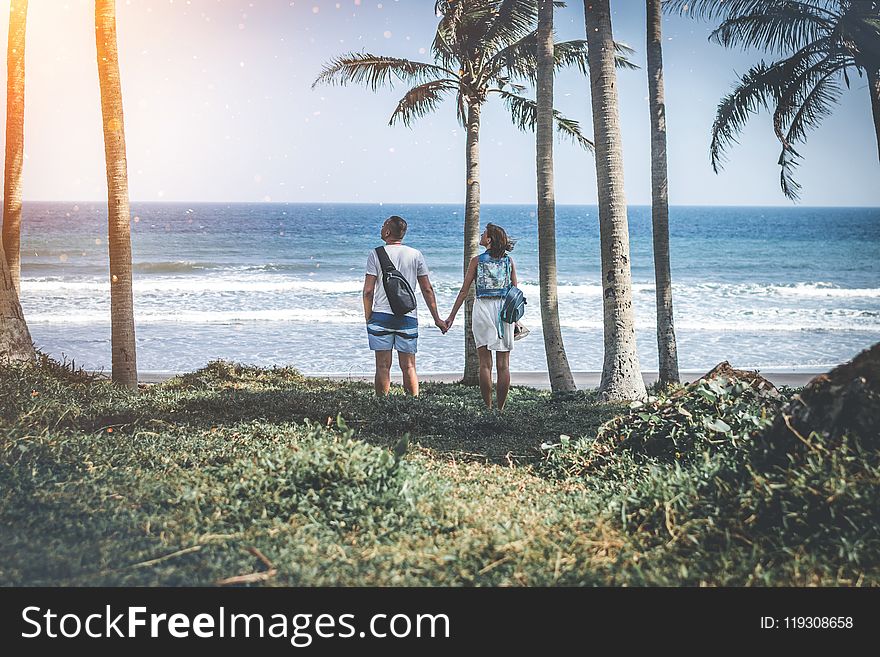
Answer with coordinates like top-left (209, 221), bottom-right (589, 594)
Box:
top-left (495, 351), bottom-right (511, 411)
top-left (477, 346), bottom-right (494, 409)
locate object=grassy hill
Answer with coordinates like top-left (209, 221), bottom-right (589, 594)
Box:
top-left (1, 358), bottom-right (876, 586)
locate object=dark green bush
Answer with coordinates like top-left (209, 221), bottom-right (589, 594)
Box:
top-left (539, 375), bottom-right (879, 584)
top-left (598, 377), bottom-right (785, 462)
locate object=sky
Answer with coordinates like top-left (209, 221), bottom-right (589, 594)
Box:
top-left (1, 0), bottom-right (878, 206)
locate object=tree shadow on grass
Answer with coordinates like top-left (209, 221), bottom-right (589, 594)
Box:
top-left (131, 380), bottom-right (623, 465)
top-left (1, 359), bottom-right (623, 466)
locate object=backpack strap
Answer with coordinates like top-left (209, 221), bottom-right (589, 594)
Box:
top-left (375, 246), bottom-right (395, 274)
top-left (497, 287), bottom-right (507, 340)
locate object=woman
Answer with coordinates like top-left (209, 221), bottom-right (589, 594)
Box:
top-left (446, 223), bottom-right (517, 411)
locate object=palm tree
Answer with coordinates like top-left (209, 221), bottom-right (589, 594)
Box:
top-left (95, 0), bottom-right (137, 389)
top-left (646, 0), bottom-right (679, 385)
top-left (584, 0), bottom-right (647, 402)
top-left (3, 0), bottom-right (28, 294)
top-left (667, 0), bottom-right (880, 199)
top-left (537, 0), bottom-right (576, 392)
top-left (314, 0), bottom-right (596, 384)
top-left (0, 240), bottom-right (33, 362)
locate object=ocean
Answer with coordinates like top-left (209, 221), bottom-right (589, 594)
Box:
top-left (17, 202), bottom-right (880, 376)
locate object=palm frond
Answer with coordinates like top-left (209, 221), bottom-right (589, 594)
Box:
top-left (773, 51), bottom-right (847, 145)
top-left (772, 56), bottom-right (847, 198)
top-left (548, 39), bottom-right (638, 73)
top-left (491, 36), bottom-right (634, 82)
top-left (709, 6), bottom-right (834, 54)
top-left (494, 90), bottom-right (594, 150)
top-left (389, 80), bottom-right (458, 127)
top-left (664, 0), bottom-right (839, 22)
top-left (709, 36), bottom-right (828, 170)
top-left (710, 60), bottom-right (790, 171)
top-left (433, 0), bottom-right (468, 65)
top-left (433, 0), bottom-right (502, 64)
top-left (838, 6), bottom-right (880, 71)
top-left (492, 31), bottom-right (539, 79)
top-left (553, 39), bottom-right (590, 75)
top-left (432, 24), bottom-right (458, 68)
top-left (460, 4), bottom-right (505, 63)
top-left (614, 41), bottom-right (640, 70)
top-left (491, 37), bottom-right (611, 85)
top-left (313, 53), bottom-right (453, 90)
top-left (483, 0), bottom-right (539, 53)
top-left (777, 148), bottom-right (804, 200)
top-left (668, 0), bottom-right (871, 200)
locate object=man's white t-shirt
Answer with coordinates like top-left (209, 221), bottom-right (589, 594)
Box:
top-left (366, 244), bottom-right (429, 319)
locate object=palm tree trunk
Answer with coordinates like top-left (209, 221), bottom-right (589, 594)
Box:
top-left (96, 0), bottom-right (138, 389)
top-left (537, 0), bottom-right (576, 393)
top-left (462, 100), bottom-right (481, 386)
top-left (869, 68), bottom-right (880, 162)
top-left (2, 0), bottom-right (28, 295)
top-left (0, 239), bottom-right (33, 362)
top-left (584, 0), bottom-right (647, 402)
top-left (646, 0), bottom-right (679, 385)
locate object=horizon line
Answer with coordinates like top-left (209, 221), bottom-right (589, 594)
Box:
top-left (17, 200), bottom-right (880, 209)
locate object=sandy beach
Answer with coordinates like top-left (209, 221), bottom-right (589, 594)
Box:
top-left (136, 369), bottom-right (824, 389)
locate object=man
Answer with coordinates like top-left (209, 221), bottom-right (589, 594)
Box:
top-left (363, 215), bottom-right (446, 396)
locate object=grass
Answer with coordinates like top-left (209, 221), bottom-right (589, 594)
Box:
top-left (1, 357), bottom-right (877, 586)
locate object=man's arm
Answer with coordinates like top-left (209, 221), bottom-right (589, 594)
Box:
top-left (363, 274), bottom-right (377, 323)
top-left (418, 275), bottom-right (447, 333)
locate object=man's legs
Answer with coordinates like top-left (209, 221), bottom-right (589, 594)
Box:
top-left (495, 351), bottom-right (511, 411)
top-left (398, 351), bottom-right (419, 396)
top-left (374, 350), bottom-right (393, 395)
top-left (477, 346), bottom-right (494, 409)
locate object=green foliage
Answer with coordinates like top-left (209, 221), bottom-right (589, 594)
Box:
top-left (313, 0), bottom-right (598, 145)
top-left (539, 376), bottom-right (880, 585)
top-left (598, 377), bottom-right (784, 462)
top-left (667, 0), bottom-right (880, 199)
top-left (1, 358), bottom-right (877, 586)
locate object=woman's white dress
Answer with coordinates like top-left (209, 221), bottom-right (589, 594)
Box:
top-left (472, 297), bottom-right (514, 352)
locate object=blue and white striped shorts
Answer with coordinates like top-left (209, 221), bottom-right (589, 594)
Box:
top-left (367, 312), bottom-right (419, 353)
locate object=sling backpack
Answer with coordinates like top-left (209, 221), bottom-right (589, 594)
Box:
top-left (375, 246), bottom-right (418, 316)
top-left (497, 256), bottom-right (526, 338)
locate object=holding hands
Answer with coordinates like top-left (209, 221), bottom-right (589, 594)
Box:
top-left (434, 311), bottom-right (457, 334)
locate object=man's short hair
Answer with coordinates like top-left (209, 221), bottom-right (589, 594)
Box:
top-left (384, 215), bottom-right (408, 239)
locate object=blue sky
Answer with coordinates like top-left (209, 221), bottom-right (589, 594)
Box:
top-left (3, 0), bottom-right (879, 205)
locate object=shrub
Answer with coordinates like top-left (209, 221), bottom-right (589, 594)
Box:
top-left (597, 377), bottom-right (785, 462)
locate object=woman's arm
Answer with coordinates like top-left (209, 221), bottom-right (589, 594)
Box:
top-left (510, 258), bottom-right (518, 287)
top-left (445, 256), bottom-right (478, 327)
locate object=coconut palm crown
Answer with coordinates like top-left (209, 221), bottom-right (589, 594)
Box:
top-left (667, 0), bottom-right (880, 199)
top-left (314, 0), bottom-right (635, 146)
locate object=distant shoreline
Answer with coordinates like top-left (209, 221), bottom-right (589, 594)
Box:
top-left (18, 200), bottom-right (880, 209)
top-left (133, 370), bottom-right (824, 389)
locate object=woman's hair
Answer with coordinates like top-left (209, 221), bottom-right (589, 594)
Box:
top-left (486, 223), bottom-right (515, 259)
